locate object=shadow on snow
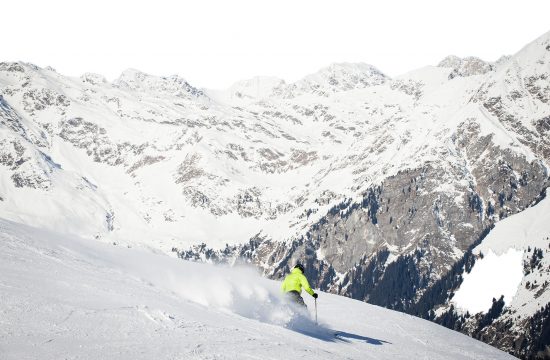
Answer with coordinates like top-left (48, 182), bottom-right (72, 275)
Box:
top-left (282, 306), bottom-right (391, 345)
top-left (333, 331), bottom-right (392, 345)
top-left (290, 324), bottom-right (392, 345)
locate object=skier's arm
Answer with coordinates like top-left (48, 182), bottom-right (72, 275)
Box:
top-left (300, 275), bottom-right (315, 296)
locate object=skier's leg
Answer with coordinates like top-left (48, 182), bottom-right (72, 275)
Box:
top-left (296, 295), bottom-right (306, 308)
top-left (286, 290), bottom-right (307, 308)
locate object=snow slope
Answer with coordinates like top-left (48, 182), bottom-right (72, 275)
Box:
top-left (0, 218), bottom-right (514, 359)
top-left (453, 248), bottom-right (524, 314)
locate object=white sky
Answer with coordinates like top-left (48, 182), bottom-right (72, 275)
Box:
top-left (2, 0), bottom-right (550, 89)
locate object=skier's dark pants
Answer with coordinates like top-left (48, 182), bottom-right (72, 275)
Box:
top-left (285, 290), bottom-right (306, 308)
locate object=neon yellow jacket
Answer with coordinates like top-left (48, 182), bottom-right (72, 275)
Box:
top-left (280, 267), bottom-right (315, 296)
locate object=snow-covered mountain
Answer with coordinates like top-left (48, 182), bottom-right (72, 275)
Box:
top-left (0, 218), bottom-right (514, 359)
top-left (1, 30), bottom-right (550, 358)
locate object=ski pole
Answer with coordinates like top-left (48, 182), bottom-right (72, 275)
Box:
top-left (315, 298), bottom-right (318, 325)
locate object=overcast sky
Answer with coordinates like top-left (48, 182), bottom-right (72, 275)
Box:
top-left (3, 0), bottom-right (550, 88)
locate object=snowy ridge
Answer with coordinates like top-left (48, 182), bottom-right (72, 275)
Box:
top-left (281, 62), bottom-right (388, 97)
top-left (113, 68), bottom-right (205, 98)
top-left (438, 55), bottom-right (494, 78)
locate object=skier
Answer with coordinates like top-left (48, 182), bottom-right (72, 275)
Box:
top-left (280, 263), bottom-right (318, 307)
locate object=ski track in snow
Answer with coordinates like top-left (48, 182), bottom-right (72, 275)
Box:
top-left (0, 218), bottom-right (514, 359)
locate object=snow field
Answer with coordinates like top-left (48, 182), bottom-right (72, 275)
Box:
top-left (453, 248), bottom-right (524, 314)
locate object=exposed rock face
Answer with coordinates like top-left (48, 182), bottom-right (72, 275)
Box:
top-left (175, 140), bottom-right (546, 285)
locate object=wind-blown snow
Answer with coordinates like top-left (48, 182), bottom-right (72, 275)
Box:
top-left (0, 218), bottom-right (513, 359)
top-left (452, 248), bottom-right (524, 314)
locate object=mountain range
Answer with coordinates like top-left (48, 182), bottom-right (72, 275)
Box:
top-left (1, 30), bottom-right (549, 358)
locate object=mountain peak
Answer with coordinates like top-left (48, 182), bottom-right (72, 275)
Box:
top-left (114, 68), bottom-right (153, 88)
top-left (80, 72), bottom-right (108, 85)
top-left (114, 69), bottom-right (203, 97)
top-left (278, 62), bottom-right (387, 98)
top-left (0, 61), bottom-right (40, 74)
top-left (437, 55), bottom-right (493, 79)
top-left (303, 62), bottom-right (388, 86)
